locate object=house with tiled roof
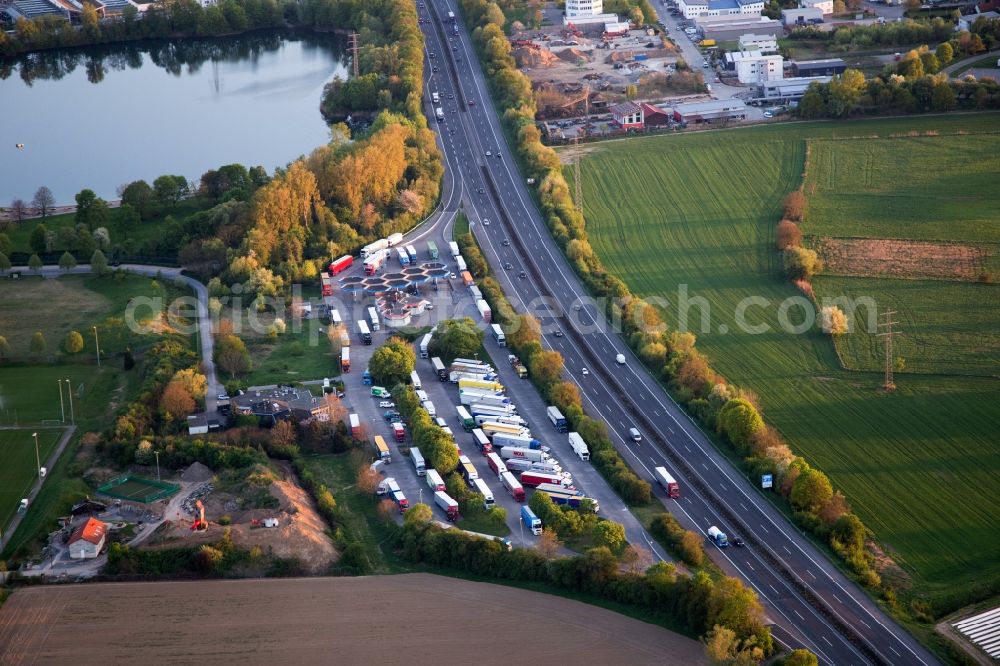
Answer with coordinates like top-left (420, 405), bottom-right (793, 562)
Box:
top-left (610, 101), bottom-right (644, 129)
top-left (68, 517), bottom-right (108, 559)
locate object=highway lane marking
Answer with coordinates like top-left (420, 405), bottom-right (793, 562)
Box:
top-left (769, 584), bottom-right (779, 595)
top-left (668, 426), bottom-right (674, 434)
top-left (701, 463), bottom-right (708, 471)
top-left (793, 609), bottom-right (804, 620)
top-left (831, 594), bottom-right (842, 604)
top-left (806, 569), bottom-right (816, 579)
top-left (654, 409), bottom-right (661, 416)
top-left (759, 524), bottom-right (769, 534)
top-left (719, 483), bottom-right (726, 491)
top-left (746, 562), bottom-right (754, 571)
top-left (739, 503), bottom-right (748, 511)
top-left (889, 647), bottom-right (900, 657)
top-left (783, 546), bottom-right (791, 555)
top-left (684, 444), bottom-right (691, 452)
top-left (859, 618), bottom-right (870, 629)
top-left (822, 636), bottom-right (833, 647)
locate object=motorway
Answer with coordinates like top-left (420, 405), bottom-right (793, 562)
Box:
top-left (412, 1), bottom-right (939, 664)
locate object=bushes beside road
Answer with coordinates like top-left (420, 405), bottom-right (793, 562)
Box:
top-left (457, 0), bottom-right (885, 598)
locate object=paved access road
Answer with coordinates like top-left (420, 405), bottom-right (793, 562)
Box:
top-left (413, 2), bottom-right (939, 664)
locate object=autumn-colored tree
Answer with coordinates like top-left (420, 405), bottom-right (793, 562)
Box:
top-left (782, 191), bottom-right (806, 221)
top-left (702, 625), bottom-right (765, 666)
top-left (776, 219), bottom-right (802, 250)
top-left (550, 381), bottom-right (581, 411)
top-left (708, 577), bottom-right (768, 640)
top-left (64, 330), bottom-right (84, 354)
top-left (784, 649), bottom-right (819, 666)
top-left (820, 306), bottom-right (848, 335)
top-left (507, 313), bottom-right (541, 349)
top-left (356, 466), bottom-right (381, 495)
top-left (536, 527), bottom-right (563, 559)
top-left (784, 246), bottom-right (822, 281)
top-left (404, 502), bottom-right (433, 527)
top-left (530, 349), bottom-right (564, 387)
top-left (271, 420), bottom-right (296, 449)
top-left (377, 498), bottom-right (397, 523)
top-left (246, 161), bottom-right (319, 268)
top-left (160, 381), bottom-right (196, 418)
top-left (620, 544), bottom-right (653, 574)
top-left (29, 331), bottom-right (46, 356)
top-left (216, 334), bottom-right (252, 378)
top-left (171, 367), bottom-right (207, 401)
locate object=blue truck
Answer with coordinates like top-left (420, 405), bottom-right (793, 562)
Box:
top-left (546, 406), bottom-right (567, 433)
top-left (539, 489), bottom-right (599, 513)
top-left (521, 506), bottom-right (542, 535)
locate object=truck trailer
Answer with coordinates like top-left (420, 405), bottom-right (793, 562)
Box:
top-left (427, 240), bottom-right (439, 260)
top-left (471, 428), bottom-right (492, 453)
top-left (471, 478), bottom-right (495, 509)
top-left (340, 347), bottom-right (350, 373)
top-left (491, 323), bottom-right (506, 346)
top-left (434, 490), bottom-right (460, 521)
top-left (329, 254), bottom-right (353, 275)
top-left (449, 241), bottom-right (460, 257)
top-left (520, 506), bottom-right (542, 535)
top-left (431, 357), bottom-right (447, 381)
top-left (499, 446), bottom-right (548, 463)
top-left (391, 422), bottom-right (406, 442)
top-left (425, 468), bottom-right (446, 492)
top-left (540, 489), bottom-right (598, 512)
top-left (500, 471), bottom-right (525, 502)
top-left (655, 466), bottom-right (680, 498)
top-left (373, 435), bottom-right (391, 464)
top-left (349, 413), bottom-right (361, 439)
top-left (361, 238), bottom-right (389, 259)
top-left (568, 432), bottom-right (590, 461)
top-left (708, 525), bottom-right (729, 547)
top-left (547, 406), bottom-right (568, 432)
top-left (419, 333), bottom-right (432, 358)
top-left (458, 378), bottom-right (504, 393)
top-left (503, 458), bottom-right (563, 476)
top-left (410, 447), bottom-right (426, 476)
top-left (485, 452), bottom-right (508, 478)
top-left (469, 403), bottom-right (517, 419)
top-left (491, 432), bottom-right (541, 451)
top-left (459, 455), bottom-right (479, 484)
top-left (455, 405), bottom-right (475, 431)
top-left (367, 306), bottom-right (380, 331)
top-left (519, 470), bottom-right (570, 488)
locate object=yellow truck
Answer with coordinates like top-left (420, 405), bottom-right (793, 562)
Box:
top-left (699, 39), bottom-right (716, 47)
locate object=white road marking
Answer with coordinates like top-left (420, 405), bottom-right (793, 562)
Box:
top-left (739, 503), bottom-right (748, 511)
top-left (822, 636), bottom-right (833, 647)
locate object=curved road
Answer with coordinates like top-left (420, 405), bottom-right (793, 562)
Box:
top-left (413, 2), bottom-right (939, 664)
top-left (10, 264), bottom-right (222, 413)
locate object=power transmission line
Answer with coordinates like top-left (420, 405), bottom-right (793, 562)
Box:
top-left (348, 31), bottom-right (360, 78)
top-left (876, 309), bottom-right (901, 391)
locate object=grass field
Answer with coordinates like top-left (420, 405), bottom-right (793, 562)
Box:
top-left (0, 430), bottom-right (62, 536)
top-left (567, 112), bottom-right (1000, 605)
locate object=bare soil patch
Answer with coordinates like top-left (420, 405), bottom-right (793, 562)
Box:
top-left (0, 574), bottom-right (704, 665)
top-left (149, 466), bottom-right (336, 574)
top-left (815, 237), bottom-right (988, 281)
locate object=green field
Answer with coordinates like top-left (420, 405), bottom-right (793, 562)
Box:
top-left (568, 112), bottom-right (1000, 605)
top-left (0, 430), bottom-right (62, 536)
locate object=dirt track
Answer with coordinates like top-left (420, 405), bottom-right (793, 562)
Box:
top-left (0, 574), bottom-right (704, 665)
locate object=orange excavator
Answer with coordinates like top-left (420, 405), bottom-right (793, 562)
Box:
top-left (190, 499), bottom-right (208, 531)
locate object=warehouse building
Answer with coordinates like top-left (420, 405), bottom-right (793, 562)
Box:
top-left (68, 518), bottom-right (108, 560)
top-left (697, 15), bottom-right (783, 40)
top-left (793, 58), bottom-right (847, 76)
top-left (756, 76), bottom-right (832, 101)
top-left (672, 98), bottom-right (748, 124)
top-left (781, 6), bottom-right (824, 24)
top-left (738, 33), bottom-right (779, 53)
top-left (724, 50), bottom-right (784, 83)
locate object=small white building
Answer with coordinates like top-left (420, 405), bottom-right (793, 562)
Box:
top-left (564, 0), bottom-right (619, 24)
top-left (68, 517), bottom-right (108, 559)
top-left (738, 33), bottom-right (779, 52)
top-left (725, 50), bottom-right (784, 83)
top-left (958, 10), bottom-right (1000, 31)
top-left (757, 75), bottom-right (832, 101)
top-left (781, 6), bottom-right (823, 24)
top-left (679, 0), bottom-right (764, 19)
top-left (801, 0), bottom-right (834, 14)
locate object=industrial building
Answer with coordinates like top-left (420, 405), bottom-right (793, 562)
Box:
top-left (67, 518), bottom-right (108, 560)
top-left (696, 15), bottom-right (783, 40)
top-left (781, 6), bottom-right (823, 24)
top-left (793, 58), bottom-right (847, 76)
top-left (756, 76), bottom-right (832, 101)
top-left (801, 0), bottom-right (834, 13)
top-left (230, 387), bottom-right (331, 427)
top-left (563, 0), bottom-right (618, 25)
top-left (678, 0), bottom-right (764, 18)
top-left (724, 50), bottom-right (784, 83)
top-left (672, 98), bottom-right (748, 124)
top-left (738, 33), bottom-right (779, 53)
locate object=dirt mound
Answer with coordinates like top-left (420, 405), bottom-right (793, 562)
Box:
top-left (147, 473), bottom-right (337, 574)
top-left (513, 47), bottom-right (558, 68)
top-left (816, 237), bottom-right (987, 281)
top-left (181, 461), bottom-right (214, 483)
top-left (557, 47), bottom-right (591, 64)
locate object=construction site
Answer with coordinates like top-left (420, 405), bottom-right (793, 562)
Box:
top-left (510, 22), bottom-right (705, 121)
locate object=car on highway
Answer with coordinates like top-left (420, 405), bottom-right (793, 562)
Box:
top-left (518, 271), bottom-right (527, 279)
top-left (432, 66), bottom-right (438, 72)
top-left (554, 330), bottom-right (563, 337)
top-left (733, 537), bottom-right (746, 547)
top-left (502, 238), bottom-right (510, 246)
top-left (503, 262), bottom-right (513, 270)
top-left (448, 93), bottom-right (454, 99)
top-left (482, 218), bottom-right (490, 225)
top-left (629, 427), bottom-right (642, 442)
top-left (379, 401), bottom-right (396, 409)
top-left (468, 100), bottom-right (475, 106)
top-left (581, 367), bottom-right (589, 376)
top-left (616, 353), bottom-right (626, 365)
top-left (486, 150), bottom-right (492, 157)
top-left (573, 303), bottom-right (582, 311)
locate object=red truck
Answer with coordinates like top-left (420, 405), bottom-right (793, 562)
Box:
top-left (392, 422), bottom-right (406, 443)
top-left (434, 490), bottom-right (460, 521)
top-left (349, 413), bottom-right (361, 439)
top-left (485, 452), bottom-right (507, 478)
top-left (519, 470), bottom-right (568, 488)
top-left (320, 272), bottom-right (333, 297)
top-left (500, 471), bottom-right (525, 502)
top-left (329, 254), bottom-right (353, 275)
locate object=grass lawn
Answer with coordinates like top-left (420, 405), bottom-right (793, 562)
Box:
top-left (2, 197), bottom-right (210, 259)
top-left (566, 112), bottom-right (1000, 606)
top-left (0, 429), bottom-right (63, 536)
top-left (952, 55), bottom-right (1000, 77)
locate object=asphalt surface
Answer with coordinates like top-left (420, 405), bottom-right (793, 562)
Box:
top-left (409, 2), bottom-right (940, 664)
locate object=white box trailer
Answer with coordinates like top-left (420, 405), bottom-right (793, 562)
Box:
top-left (367, 306), bottom-right (380, 331)
top-left (410, 370), bottom-right (422, 390)
top-left (472, 478), bottom-right (495, 508)
top-left (419, 333), bottom-right (432, 358)
top-left (499, 446), bottom-right (549, 463)
top-left (425, 468), bottom-right (446, 492)
top-left (449, 241), bottom-right (461, 257)
top-left (475, 299), bottom-right (491, 323)
top-left (568, 432), bottom-right (590, 461)
top-left (456, 255), bottom-right (467, 272)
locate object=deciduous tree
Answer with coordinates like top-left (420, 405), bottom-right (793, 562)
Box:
top-left (160, 381), bottom-right (196, 419)
top-left (369, 336), bottom-right (416, 387)
top-left (776, 219), bottom-right (802, 249)
top-left (216, 333), bottom-right (252, 378)
top-left (820, 306), bottom-right (848, 335)
top-left (32, 186), bottom-right (54, 219)
top-left (65, 330), bottom-right (84, 354)
top-left (29, 331), bottom-right (46, 356)
top-left (30, 223), bottom-right (47, 254)
top-left (9, 198), bottom-right (28, 224)
top-left (791, 467), bottom-right (834, 514)
top-left (59, 251), bottom-right (77, 270)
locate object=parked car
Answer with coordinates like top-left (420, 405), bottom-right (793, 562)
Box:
top-left (379, 401), bottom-right (396, 409)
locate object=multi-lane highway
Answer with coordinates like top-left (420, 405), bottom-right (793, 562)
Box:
top-left (409, 2), bottom-right (939, 663)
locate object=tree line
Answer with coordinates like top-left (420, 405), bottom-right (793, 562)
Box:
top-left (459, 0), bottom-right (893, 618)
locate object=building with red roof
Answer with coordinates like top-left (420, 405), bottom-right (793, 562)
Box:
top-left (610, 101), bottom-right (644, 129)
top-left (67, 517), bottom-right (108, 559)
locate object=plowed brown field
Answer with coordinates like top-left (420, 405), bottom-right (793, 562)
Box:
top-left (0, 574), bottom-right (703, 665)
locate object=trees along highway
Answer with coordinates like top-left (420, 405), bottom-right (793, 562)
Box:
top-left (411, 2), bottom-right (939, 664)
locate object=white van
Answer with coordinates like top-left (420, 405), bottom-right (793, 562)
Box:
top-left (629, 427), bottom-right (642, 443)
top-left (616, 353), bottom-right (626, 365)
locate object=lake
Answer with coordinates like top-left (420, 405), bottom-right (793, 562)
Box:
top-left (0, 33), bottom-right (348, 205)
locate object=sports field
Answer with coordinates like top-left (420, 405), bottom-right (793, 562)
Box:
top-left (0, 430), bottom-right (62, 535)
top-left (568, 112), bottom-right (1000, 605)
